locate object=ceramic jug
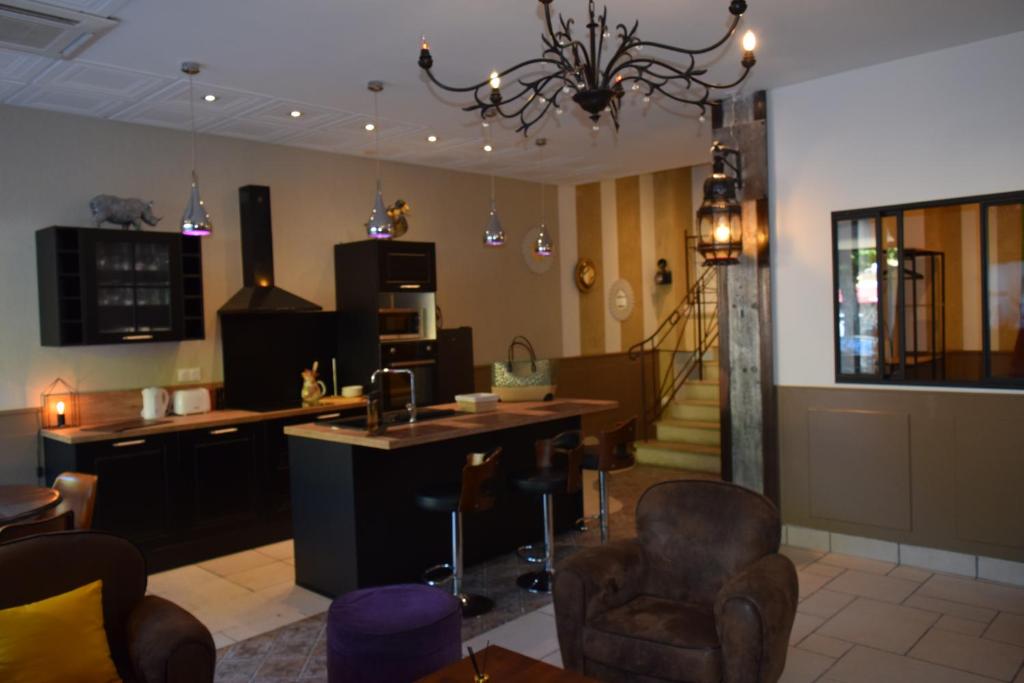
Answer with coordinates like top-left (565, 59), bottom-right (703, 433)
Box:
top-left (141, 387), bottom-right (170, 420)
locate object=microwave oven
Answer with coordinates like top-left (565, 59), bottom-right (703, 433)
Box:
top-left (379, 308), bottom-right (423, 340)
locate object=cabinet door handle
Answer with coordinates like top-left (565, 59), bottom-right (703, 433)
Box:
top-left (209, 427), bottom-right (239, 436)
top-left (316, 412), bottom-right (342, 421)
top-left (113, 439), bottom-right (146, 448)
top-left (122, 334), bottom-right (154, 341)
top-left (390, 360), bottom-right (436, 368)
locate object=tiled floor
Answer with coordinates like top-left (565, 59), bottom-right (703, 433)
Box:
top-left (151, 465), bottom-right (1024, 683)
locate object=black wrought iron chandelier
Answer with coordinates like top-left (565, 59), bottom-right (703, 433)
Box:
top-left (418, 0), bottom-right (757, 135)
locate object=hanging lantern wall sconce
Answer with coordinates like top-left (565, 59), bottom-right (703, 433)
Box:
top-left (696, 141), bottom-right (744, 266)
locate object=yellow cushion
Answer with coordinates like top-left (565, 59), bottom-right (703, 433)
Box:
top-left (0, 579), bottom-right (122, 683)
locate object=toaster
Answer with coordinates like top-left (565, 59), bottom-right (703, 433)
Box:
top-left (172, 388), bottom-right (211, 415)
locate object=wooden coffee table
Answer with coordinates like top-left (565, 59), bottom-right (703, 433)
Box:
top-left (418, 645), bottom-right (598, 682)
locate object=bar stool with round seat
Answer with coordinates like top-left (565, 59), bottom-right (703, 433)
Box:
top-left (510, 435), bottom-right (583, 593)
top-left (581, 417), bottom-right (637, 542)
top-left (414, 447), bottom-right (502, 616)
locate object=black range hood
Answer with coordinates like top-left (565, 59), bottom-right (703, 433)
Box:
top-left (219, 185), bottom-right (322, 315)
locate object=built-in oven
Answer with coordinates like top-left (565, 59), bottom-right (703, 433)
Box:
top-left (378, 307), bottom-right (424, 341)
top-left (380, 341), bottom-right (437, 411)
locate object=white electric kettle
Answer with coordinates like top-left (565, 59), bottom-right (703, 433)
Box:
top-left (141, 387), bottom-right (170, 420)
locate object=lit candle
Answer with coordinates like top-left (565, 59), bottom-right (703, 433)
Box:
top-left (56, 400), bottom-right (66, 428)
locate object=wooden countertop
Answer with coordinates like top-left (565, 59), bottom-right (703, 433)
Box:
top-left (283, 398), bottom-right (618, 450)
top-left (40, 397), bottom-right (366, 445)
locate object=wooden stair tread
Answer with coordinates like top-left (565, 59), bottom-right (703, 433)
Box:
top-left (637, 440), bottom-right (720, 456)
top-left (673, 399), bottom-right (718, 407)
top-left (656, 418), bottom-right (719, 430)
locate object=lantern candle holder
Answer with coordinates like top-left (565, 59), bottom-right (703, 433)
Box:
top-left (696, 142), bottom-right (744, 266)
top-left (40, 377), bottom-right (79, 430)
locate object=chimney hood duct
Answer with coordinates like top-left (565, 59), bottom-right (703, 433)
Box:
top-left (219, 185), bottom-right (322, 315)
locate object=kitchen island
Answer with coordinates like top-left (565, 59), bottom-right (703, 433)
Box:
top-left (284, 398), bottom-right (617, 597)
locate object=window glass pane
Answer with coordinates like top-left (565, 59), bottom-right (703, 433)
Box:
top-left (836, 217), bottom-right (879, 375)
top-left (901, 204), bottom-right (981, 382)
top-left (987, 202), bottom-right (1024, 379)
top-left (881, 215), bottom-right (901, 378)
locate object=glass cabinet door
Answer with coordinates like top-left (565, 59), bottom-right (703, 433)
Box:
top-left (985, 201), bottom-right (1024, 380)
top-left (835, 216), bottom-right (880, 376)
top-left (85, 232), bottom-right (181, 343)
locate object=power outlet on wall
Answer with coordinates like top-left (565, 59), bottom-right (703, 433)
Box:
top-left (176, 367), bottom-right (201, 383)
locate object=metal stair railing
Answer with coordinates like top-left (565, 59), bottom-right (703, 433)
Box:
top-left (627, 265), bottom-right (719, 440)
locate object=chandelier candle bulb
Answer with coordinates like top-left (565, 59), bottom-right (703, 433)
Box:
top-left (742, 30), bottom-right (757, 52)
top-left (489, 71), bottom-right (501, 90)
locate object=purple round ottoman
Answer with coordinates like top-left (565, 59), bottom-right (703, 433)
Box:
top-left (326, 584), bottom-right (462, 683)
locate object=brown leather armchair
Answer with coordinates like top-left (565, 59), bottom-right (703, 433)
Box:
top-left (0, 531), bottom-right (215, 683)
top-left (554, 480), bottom-right (798, 683)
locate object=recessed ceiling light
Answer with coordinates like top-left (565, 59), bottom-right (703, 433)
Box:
top-left (290, 110), bottom-right (302, 118)
top-left (483, 144), bottom-right (493, 152)
top-left (427, 134), bottom-right (438, 143)
top-left (203, 94), bottom-right (217, 102)
top-left (364, 122), bottom-right (376, 132)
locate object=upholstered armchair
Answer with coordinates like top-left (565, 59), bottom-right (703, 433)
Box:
top-left (0, 531), bottom-right (215, 683)
top-left (554, 480), bottom-right (798, 683)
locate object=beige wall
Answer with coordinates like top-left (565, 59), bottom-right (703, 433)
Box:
top-left (557, 165), bottom-right (704, 356)
top-left (0, 104), bottom-right (561, 412)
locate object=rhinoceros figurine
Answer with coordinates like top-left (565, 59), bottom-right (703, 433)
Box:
top-left (89, 195), bottom-right (162, 230)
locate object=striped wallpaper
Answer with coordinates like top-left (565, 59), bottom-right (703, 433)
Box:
top-left (557, 165), bottom-right (707, 357)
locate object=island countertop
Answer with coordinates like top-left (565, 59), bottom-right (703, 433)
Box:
top-left (283, 398), bottom-right (618, 450)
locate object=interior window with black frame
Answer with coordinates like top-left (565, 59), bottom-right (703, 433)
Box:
top-left (832, 192), bottom-right (1023, 388)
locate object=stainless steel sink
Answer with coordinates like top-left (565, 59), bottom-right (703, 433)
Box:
top-left (324, 407), bottom-right (458, 430)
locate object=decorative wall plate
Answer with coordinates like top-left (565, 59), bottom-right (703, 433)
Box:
top-left (608, 279), bottom-right (635, 321)
top-left (575, 258), bottom-right (596, 292)
top-left (521, 227), bottom-right (555, 274)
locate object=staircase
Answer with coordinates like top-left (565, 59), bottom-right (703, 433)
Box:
top-left (628, 265), bottom-right (722, 474)
top-left (634, 349), bottom-right (721, 473)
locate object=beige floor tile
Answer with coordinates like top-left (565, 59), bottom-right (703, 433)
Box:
top-left (919, 575), bottom-right (1024, 615)
top-left (782, 546), bottom-right (827, 569)
top-left (463, 610), bottom-right (559, 661)
top-left (226, 561), bottom-right (294, 592)
top-left (256, 583), bottom-right (331, 616)
top-left (164, 575), bottom-right (255, 612)
top-left (985, 612), bottom-right (1024, 648)
top-left (799, 590), bottom-right (856, 619)
top-left (909, 627), bottom-right (1024, 681)
top-left (254, 539), bottom-right (295, 561)
top-left (789, 612), bottom-right (826, 645)
top-left (199, 549), bottom-right (278, 577)
top-left (826, 569), bottom-right (920, 604)
top-left (828, 645), bottom-right (996, 683)
top-left (147, 564), bottom-right (222, 593)
top-left (779, 646), bottom-right (835, 683)
top-left (935, 615), bottom-right (987, 637)
top-left (798, 570), bottom-right (833, 600)
top-left (889, 566), bottom-right (933, 583)
top-left (804, 562), bottom-right (846, 579)
top-left (541, 650), bottom-right (563, 668)
top-left (817, 598), bottom-right (938, 654)
top-left (819, 553), bottom-right (896, 576)
top-left (798, 634), bottom-right (853, 659)
top-left (211, 631), bottom-right (236, 649)
top-left (904, 595), bottom-right (997, 623)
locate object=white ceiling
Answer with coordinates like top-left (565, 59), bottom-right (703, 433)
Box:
top-left (3, 0), bottom-right (1024, 183)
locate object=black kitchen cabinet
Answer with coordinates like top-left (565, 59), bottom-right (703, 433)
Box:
top-left (262, 409), bottom-right (352, 518)
top-left (36, 226), bottom-right (204, 346)
top-left (43, 406), bottom-right (361, 572)
top-left (45, 434), bottom-right (180, 551)
top-left (178, 424), bottom-right (260, 535)
top-left (335, 240), bottom-right (436, 302)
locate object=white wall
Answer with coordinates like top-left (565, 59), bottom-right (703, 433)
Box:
top-left (769, 31), bottom-right (1024, 388)
top-left (0, 104), bottom-right (561, 411)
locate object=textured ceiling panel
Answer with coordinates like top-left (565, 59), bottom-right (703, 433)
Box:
top-left (0, 47), bottom-right (53, 82)
top-left (0, 78), bottom-right (23, 100)
top-left (41, 0), bottom-right (130, 15)
top-left (34, 60), bottom-right (171, 99)
top-left (5, 83), bottom-right (126, 116)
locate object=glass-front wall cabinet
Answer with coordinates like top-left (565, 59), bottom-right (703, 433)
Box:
top-left (832, 192), bottom-right (1023, 388)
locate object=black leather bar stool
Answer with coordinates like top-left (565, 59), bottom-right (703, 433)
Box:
top-left (414, 447), bottom-right (502, 617)
top-left (510, 436), bottom-right (583, 593)
top-left (581, 417), bottom-right (637, 543)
